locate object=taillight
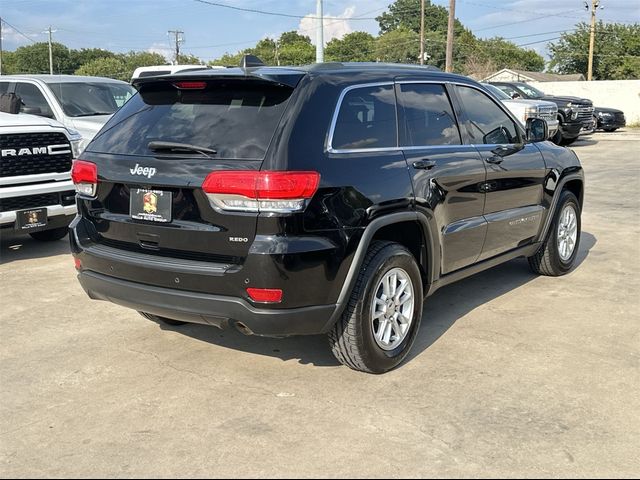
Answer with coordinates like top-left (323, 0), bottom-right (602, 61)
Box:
top-left (173, 81), bottom-right (207, 90)
top-left (202, 171), bottom-right (320, 213)
top-left (71, 160), bottom-right (98, 197)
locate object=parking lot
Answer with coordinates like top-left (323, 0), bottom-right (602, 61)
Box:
top-left (1, 130), bottom-right (638, 477)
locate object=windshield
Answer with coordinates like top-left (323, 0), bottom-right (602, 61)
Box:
top-left (49, 82), bottom-right (136, 117)
top-left (88, 80), bottom-right (293, 160)
top-left (515, 83), bottom-right (545, 99)
top-left (483, 84), bottom-right (511, 100)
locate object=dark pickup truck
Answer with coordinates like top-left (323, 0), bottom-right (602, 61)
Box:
top-left (70, 61), bottom-right (584, 373)
top-left (489, 81), bottom-right (595, 146)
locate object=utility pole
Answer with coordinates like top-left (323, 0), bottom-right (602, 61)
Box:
top-left (315, 0), bottom-right (324, 63)
top-left (445, 0), bottom-right (455, 72)
top-left (45, 26), bottom-right (56, 75)
top-left (168, 29), bottom-right (184, 65)
top-left (587, 0), bottom-right (601, 81)
top-left (419, 0), bottom-right (425, 65)
top-left (0, 17), bottom-right (3, 75)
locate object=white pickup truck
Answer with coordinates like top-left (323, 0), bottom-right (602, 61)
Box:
top-left (0, 111), bottom-right (82, 241)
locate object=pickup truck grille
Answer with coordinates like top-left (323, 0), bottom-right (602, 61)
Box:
top-left (0, 190), bottom-right (75, 213)
top-left (575, 105), bottom-right (595, 122)
top-left (0, 132), bottom-right (72, 178)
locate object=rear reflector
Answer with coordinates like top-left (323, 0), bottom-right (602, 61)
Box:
top-left (71, 160), bottom-right (98, 197)
top-left (202, 171), bottom-right (320, 213)
top-left (173, 81), bottom-right (207, 90)
top-left (246, 288), bottom-right (283, 303)
top-left (73, 257), bottom-right (82, 270)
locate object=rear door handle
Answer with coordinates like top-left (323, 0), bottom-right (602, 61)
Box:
top-left (412, 159), bottom-right (437, 170)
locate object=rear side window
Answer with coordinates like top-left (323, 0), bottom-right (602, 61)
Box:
top-left (0, 82), bottom-right (9, 95)
top-left (331, 85), bottom-right (397, 150)
top-left (88, 80), bottom-right (293, 160)
top-left (456, 86), bottom-right (520, 145)
top-left (397, 83), bottom-right (461, 146)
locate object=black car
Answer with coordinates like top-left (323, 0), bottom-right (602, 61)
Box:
top-left (70, 60), bottom-right (584, 373)
top-left (595, 107), bottom-right (626, 132)
top-left (489, 81), bottom-right (595, 146)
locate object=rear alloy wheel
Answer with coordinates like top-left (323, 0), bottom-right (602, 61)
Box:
top-left (528, 190), bottom-right (581, 276)
top-left (29, 227), bottom-right (68, 242)
top-left (139, 311), bottom-right (187, 326)
top-left (329, 241), bottom-right (423, 374)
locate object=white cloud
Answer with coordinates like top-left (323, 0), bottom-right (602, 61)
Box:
top-left (298, 6), bottom-right (356, 45)
top-left (147, 43), bottom-right (172, 62)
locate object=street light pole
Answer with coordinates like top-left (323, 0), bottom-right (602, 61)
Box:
top-left (419, 0), bottom-right (425, 65)
top-left (587, 0), bottom-right (600, 81)
top-left (445, 0), bottom-right (455, 72)
top-left (316, 0), bottom-right (324, 63)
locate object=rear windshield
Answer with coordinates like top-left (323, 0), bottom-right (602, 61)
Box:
top-left (88, 80), bottom-right (293, 160)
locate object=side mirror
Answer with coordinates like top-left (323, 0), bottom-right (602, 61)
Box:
top-left (511, 93), bottom-right (521, 99)
top-left (526, 117), bottom-right (548, 143)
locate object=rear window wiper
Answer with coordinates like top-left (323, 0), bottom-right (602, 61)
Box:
top-left (147, 141), bottom-right (218, 158)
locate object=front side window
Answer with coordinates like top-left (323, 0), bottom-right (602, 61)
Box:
top-left (397, 83), bottom-right (461, 146)
top-left (15, 83), bottom-right (53, 117)
top-left (48, 82), bottom-right (136, 117)
top-left (331, 85), bottom-right (397, 150)
top-left (457, 86), bottom-right (520, 145)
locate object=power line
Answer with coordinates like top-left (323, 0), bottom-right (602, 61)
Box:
top-left (1, 18), bottom-right (37, 43)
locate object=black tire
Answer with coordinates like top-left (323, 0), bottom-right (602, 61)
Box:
top-left (551, 125), bottom-right (563, 145)
top-left (29, 227), bottom-right (68, 242)
top-left (604, 128), bottom-right (617, 132)
top-left (328, 241), bottom-right (423, 374)
top-left (560, 136), bottom-right (578, 146)
top-left (138, 311), bottom-right (187, 326)
top-left (528, 190), bottom-right (581, 276)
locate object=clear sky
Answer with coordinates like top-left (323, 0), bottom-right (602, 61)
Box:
top-left (1, 0), bottom-right (639, 63)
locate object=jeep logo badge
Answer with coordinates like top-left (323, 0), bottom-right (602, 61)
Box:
top-left (130, 163), bottom-right (156, 179)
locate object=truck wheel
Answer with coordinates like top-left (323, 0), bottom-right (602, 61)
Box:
top-left (328, 241), bottom-right (423, 374)
top-left (29, 227), bottom-right (68, 242)
top-left (604, 128), bottom-right (617, 132)
top-left (528, 190), bottom-right (581, 276)
top-left (138, 311), bottom-right (187, 326)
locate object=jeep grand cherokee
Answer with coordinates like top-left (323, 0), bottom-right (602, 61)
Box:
top-left (70, 61), bottom-right (584, 373)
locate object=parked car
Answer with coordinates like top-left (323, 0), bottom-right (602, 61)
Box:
top-left (131, 64), bottom-right (220, 81)
top-left (70, 61), bottom-right (584, 373)
top-left (0, 75), bottom-right (136, 153)
top-left (489, 81), bottom-right (594, 145)
top-left (482, 83), bottom-right (558, 139)
top-left (594, 107), bottom-right (626, 132)
top-left (0, 110), bottom-right (81, 241)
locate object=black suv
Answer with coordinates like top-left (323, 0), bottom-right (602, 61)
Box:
top-left (490, 81), bottom-right (595, 146)
top-left (70, 62), bottom-right (584, 373)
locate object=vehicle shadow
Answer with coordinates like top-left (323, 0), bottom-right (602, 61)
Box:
top-left (570, 137), bottom-right (599, 147)
top-left (156, 231), bottom-right (597, 370)
top-left (0, 231), bottom-right (70, 264)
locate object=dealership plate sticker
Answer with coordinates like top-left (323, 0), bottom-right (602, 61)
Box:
top-left (130, 189), bottom-right (172, 223)
top-left (16, 208), bottom-right (48, 230)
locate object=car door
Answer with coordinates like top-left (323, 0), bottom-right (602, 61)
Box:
top-left (397, 81), bottom-right (487, 274)
top-left (453, 84), bottom-right (546, 261)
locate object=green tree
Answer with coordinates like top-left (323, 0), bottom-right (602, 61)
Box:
top-left (1, 51), bottom-right (18, 74)
top-left (176, 53), bottom-right (203, 64)
top-left (325, 32), bottom-right (376, 62)
top-left (376, 0), bottom-right (468, 38)
top-left (11, 42), bottom-right (79, 74)
top-left (375, 27), bottom-right (419, 63)
top-left (549, 22), bottom-right (640, 80)
top-left (247, 38), bottom-right (278, 65)
top-left (278, 41), bottom-right (315, 65)
top-left (72, 48), bottom-right (116, 67)
top-left (474, 37), bottom-right (544, 72)
top-left (75, 56), bottom-right (129, 81)
top-left (279, 31), bottom-right (312, 46)
top-left (209, 52), bottom-right (243, 67)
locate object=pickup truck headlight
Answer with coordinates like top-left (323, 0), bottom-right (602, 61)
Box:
top-left (66, 128), bottom-right (85, 158)
top-left (524, 106), bottom-right (538, 121)
top-left (570, 109), bottom-right (578, 120)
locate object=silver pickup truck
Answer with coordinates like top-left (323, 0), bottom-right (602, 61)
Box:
top-left (0, 112), bottom-right (81, 241)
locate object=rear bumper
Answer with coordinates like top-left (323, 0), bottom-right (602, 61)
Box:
top-left (77, 270), bottom-right (337, 336)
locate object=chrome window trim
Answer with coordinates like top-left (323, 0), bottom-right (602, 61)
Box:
top-left (326, 79), bottom-right (526, 155)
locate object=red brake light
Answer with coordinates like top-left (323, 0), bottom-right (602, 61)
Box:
top-left (202, 171), bottom-right (320, 213)
top-left (246, 288), bottom-right (283, 303)
top-left (173, 81), bottom-right (207, 90)
top-left (71, 160), bottom-right (98, 197)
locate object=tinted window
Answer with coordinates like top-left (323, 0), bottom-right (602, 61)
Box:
top-left (457, 86), bottom-right (520, 145)
top-left (515, 83), bottom-right (545, 98)
top-left (397, 83), bottom-right (461, 146)
top-left (332, 85), bottom-right (396, 150)
top-left (88, 80), bottom-right (293, 160)
top-left (15, 83), bottom-right (53, 117)
top-left (493, 84), bottom-right (519, 98)
top-left (48, 82), bottom-right (135, 116)
top-left (0, 82), bottom-right (9, 95)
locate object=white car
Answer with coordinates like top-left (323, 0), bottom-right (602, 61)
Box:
top-left (0, 111), bottom-right (82, 241)
top-left (0, 75), bottom-right (136, 154)
top-left (482, 83), bottom-right (559, 139)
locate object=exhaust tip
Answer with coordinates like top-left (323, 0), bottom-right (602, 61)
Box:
top-left (234, 322), bottom-right (254, 336)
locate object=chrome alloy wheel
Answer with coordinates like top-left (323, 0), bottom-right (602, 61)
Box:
top-left (557, 204), bottom-right (578, 261)
top-left (371, 267), bottom-right (415, 351)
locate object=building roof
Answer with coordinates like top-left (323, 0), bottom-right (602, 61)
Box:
top-left (482, 68), bottom-right (585, 82)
